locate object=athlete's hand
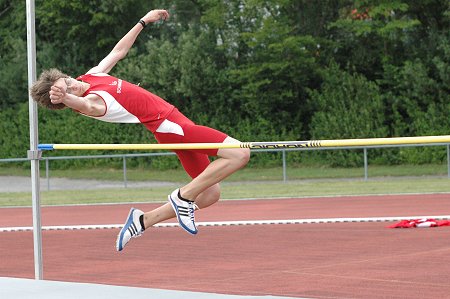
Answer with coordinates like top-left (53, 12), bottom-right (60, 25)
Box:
top-left (49, 85), bottom-right (67, 104)
top-left (141, 9), bottom-right (169, 24)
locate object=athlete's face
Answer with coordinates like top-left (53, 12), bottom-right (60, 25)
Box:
top-left (54, 77), bottom-right (84, 96)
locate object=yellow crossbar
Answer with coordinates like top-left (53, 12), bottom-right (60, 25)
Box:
top-left (38, 135), bottom-right (450, 150)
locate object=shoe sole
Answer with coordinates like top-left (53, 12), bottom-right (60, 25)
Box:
top-left (168, 195), bottom-right (198, 235)
top-left (116, 208), bottom-right (136, 251)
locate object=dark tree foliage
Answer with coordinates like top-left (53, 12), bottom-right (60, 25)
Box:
top-left (0, 0), bottom-right (448, 167)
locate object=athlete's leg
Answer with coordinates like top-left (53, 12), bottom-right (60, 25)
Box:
top-left (116, 138), bottom-right (247, 248)
top-left (118, 109), bottom-right (249, 245)
top-left (142, 183), bottom-right (220, 228)
top-left (141, 137), bottom-right (249, 229)
top-left (179, 136), bottom-right (250, 200)
top-left (141, 148), bottom-right (221, 229)
top-left (167, 136), bottom-right (249, 234)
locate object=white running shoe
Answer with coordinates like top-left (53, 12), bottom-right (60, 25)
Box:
top-left (116, 208), bottom-right (144, 251)
top-left (168, 189), bottom-right (198, 235)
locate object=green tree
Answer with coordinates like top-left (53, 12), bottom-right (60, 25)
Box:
top-left (0, 1), bottom-right (27, 109)
top-left (229, 1), bottom-right (321, 139)
top-left (35, 0), bottom-right (151, 74)
top-left (308, 62), bottom-right (388, 166)
top-left (328, 1), bottom-right (420, 78)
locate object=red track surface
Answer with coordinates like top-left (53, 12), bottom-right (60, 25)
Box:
top-left (1, 194), bottom-right (450, 298)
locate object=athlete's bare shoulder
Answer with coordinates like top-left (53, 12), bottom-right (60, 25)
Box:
top-left (85, 67), bottom-right (106, 75)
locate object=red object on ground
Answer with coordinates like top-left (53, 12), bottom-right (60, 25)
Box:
top-left (388, 218), bottom-right (450, 228)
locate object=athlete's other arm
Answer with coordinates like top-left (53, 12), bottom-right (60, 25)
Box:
top-left (48, 79), bottom-right (103, 115)
top-left (87, 9), bottom-right (169, 75)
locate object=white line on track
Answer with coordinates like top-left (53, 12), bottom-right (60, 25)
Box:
top-left (1, 215), bottom-right (450, 232)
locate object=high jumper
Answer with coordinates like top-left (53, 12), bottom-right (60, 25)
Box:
top-left (30, 8), bottom-right (250, 251)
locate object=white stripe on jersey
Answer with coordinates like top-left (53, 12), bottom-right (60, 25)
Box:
top-left (155, 119), bottom-right (185, 136)
top-left (89, 90), bottom-right (140, 123)
top-left (90, 73), bottom-right (110, 77)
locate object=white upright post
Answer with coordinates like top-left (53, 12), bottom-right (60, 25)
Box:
top-left (26, 0), bottom-right (43, 280)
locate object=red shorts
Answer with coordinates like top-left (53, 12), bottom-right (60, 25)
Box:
top-left (153, 108), bottom-right (228, 178)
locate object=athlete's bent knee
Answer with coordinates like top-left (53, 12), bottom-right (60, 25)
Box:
top-left (207, 183), bottom-right (220, 201)
top-left (235, 148), bottom-right (250, 168)
top-left (197, 184), bottom-right (221, 208)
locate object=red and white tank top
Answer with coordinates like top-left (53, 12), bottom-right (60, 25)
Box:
top-left (76, 73), bottom-right (174, 132)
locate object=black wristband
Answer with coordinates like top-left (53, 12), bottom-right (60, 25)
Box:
top-left (138, 19), bottom-right (146, 28)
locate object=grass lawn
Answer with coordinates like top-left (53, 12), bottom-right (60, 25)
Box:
top-left (0, 164), bottom-right (449, 207)
top-left (0, 163), bottom-right (448, 182)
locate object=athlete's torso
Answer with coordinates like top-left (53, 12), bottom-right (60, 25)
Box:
top-left (77, 73), bottom-right (174, 132)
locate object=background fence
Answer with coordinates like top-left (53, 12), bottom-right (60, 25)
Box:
top-left (1, 142), bottom-right (449, 191)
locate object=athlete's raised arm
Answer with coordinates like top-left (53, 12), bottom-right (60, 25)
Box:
top-left (87, 9), bottom-right (169, 75)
